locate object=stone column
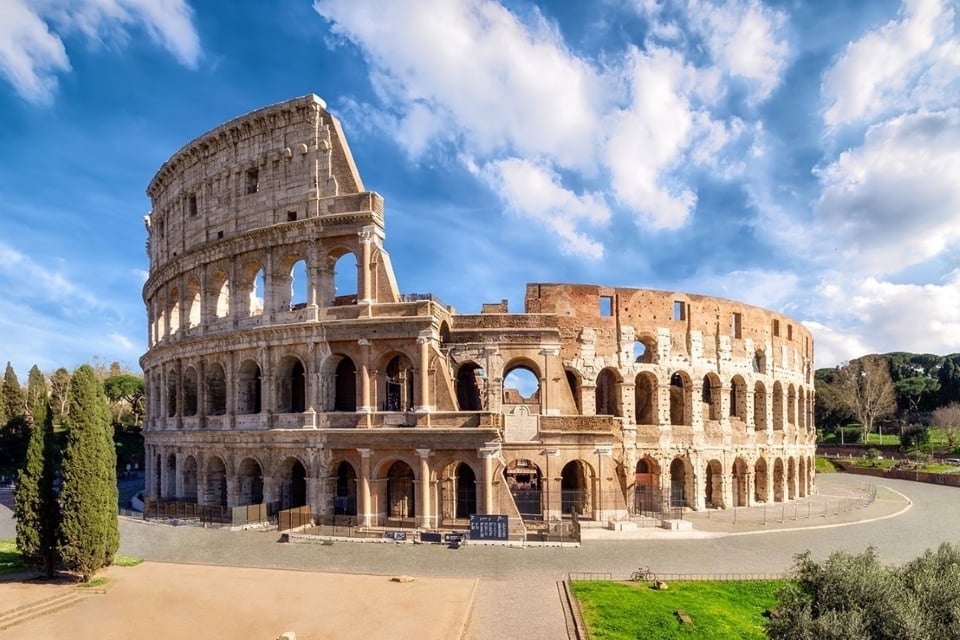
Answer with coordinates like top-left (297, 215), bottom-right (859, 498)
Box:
top-left (359, 226), bottom-right (375, 305)
top-left (480, 446), bottom-right (497, 514)
top-left (358, 448), bottom-right (372, 527)
top-left (226, 477), bottom-right (240, 508)
top-left (417, 331), bottom-right (433, 414)
top-left (417, 448), bottom-right (433, 529)
top-left (357, 338), bottom-right (372, 418)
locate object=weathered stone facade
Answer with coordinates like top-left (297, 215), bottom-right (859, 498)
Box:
top-left (141, 94), bottom-right (816, 528)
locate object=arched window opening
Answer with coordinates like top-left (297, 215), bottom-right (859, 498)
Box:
top-left (334, 462), bottom-right (357, 515)
top-left (384, 354), bottom-right (414, 411)
top-left (560, 461), bottom-right (589, 516)
top-left (250, 268), bottom-right (264, 316)
top-left (633, 336), bottom-right (656, 363)
top-left (238, 360), bottom-right (262, 414)
top-left (166, 373), bottom-right (177, 418)
top-left (182, 367), bottom-right (198, 416)
top-left (186, 277), bottom-right (201, 328)
top-left (213, 270), bottom-right (229, 318)
top-left (456, 363), bottom-right (484, 411)
top-left (168, 287), bottom-right (180, 335)
top-left (290, 259), bottom-right (308, 310)
top-left (635, 373), bottom-right (656, 424)
top-left (705, 459), bottom-right (723, 508)
top-left (386, 461), bottom-right (415, 519)
top-left (702, 374), bottom-right (722, 421)
top-left (730, 376), bottom-right (746, 421)
top-left (565, 370), bottom-right (582, 414)
top-left (754, 382), bottom-right (767, 430)
top-left (595, 368), bottom-right (621, 417)
top-left (237, 458), bottom-right (264, 505)
top-left (206, 363), bottom-right (226, 415)
top-left (787, 384), bottom-right (797, 426)
top-left (503, 366), bottom-right (540, 406)
top-left (278, 357), bottom-right (306, 413)
top-left (333, 253), bottom-right (358, 305)
top-left (772, 382), bottom-right (784, 430)
top-left (670, 373), bottom-right (689, 426)
top-left (753, 350), bottom-right (766, 374)
top-left (333, 357), bottom-right (357, 411)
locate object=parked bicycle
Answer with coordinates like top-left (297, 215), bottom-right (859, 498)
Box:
top-left (630, 566), bottom-right (657, 582)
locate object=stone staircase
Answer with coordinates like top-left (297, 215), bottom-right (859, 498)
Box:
top-left (0, 588), bottom-right (94, 632)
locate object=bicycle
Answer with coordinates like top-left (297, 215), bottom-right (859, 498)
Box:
top-left (630, 566), bottom-right (657, 582)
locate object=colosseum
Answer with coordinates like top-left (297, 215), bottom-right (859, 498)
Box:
top-left (140, 94), bottom-right (816, 533)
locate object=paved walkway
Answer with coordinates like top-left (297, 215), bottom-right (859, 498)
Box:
top-left (3, 473), bottom-right (960, 639)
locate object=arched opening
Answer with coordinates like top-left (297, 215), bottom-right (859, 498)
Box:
top-left (670, 372), bottom-right (691, 426)
top-left (730, 375), bottom-right (746, 422)
top-left (212, 270), bottom-right (229, 318)
top-left (773, 458), bottom-right (785, 502)
top-left (182, 366), bottom-right (198, 416)
top-left (787, 457), bottom-right (796, 500)
top-left (182, 455), bottom-right (198, 501)
top-left (506, 459), bottom-right (542, 520)
top-left (278, 356), bottom-right (306, 413)
top-left (333, 462), bottom-right (357, 515)
top-left (560, 460), bottom-right (590, 516)
top-left (705, 459), bottom-right (723, 508)
top-left (456, 363), bottom-right (484, 411)
top-left (753, 350), bottom-right (766, 374)
top-left (798, 387), bottom-right (807, 431)
top-left (634, 372), bottom-right (657, 425)
top-left (333, 252), bottom-right (358, 305)
top-left (168, 287), bottom-right (180, 336)
top-left (166, 371), bottom-right (177, 418)
top-left (385, 461), bottom-right (415, 519)
top-left (290, 258), bottom-right (308, 310)
top-left (633, 335), bottom-right (657, 363)
top-left (731, 457), bottom-right (748, 507)
top-left (333, 357), bottom-right (357, 412)
top-left (441, 461), bottom-right (478, 521)
top-left (278, 458), bottom-right (307, 509)
top-left (165, 454), bottom-right (177, 498)
top-left (242, 261), bottom-right (265, 317)
top-left (384, 354), bottom-right (414, 411)
top-left (186, 277), bottom-right (201, 328)
top-left (754, 458), bottom-right (769, 503)
top-left (206, 363), bottom-right (226, 415)
top-left (702, 374), bottom-right (722, 421)
top-left (503, 365), bottom-right (540, 409)
top-left (753, 382), bottom-right (767, 431)
top-left (669, 458), bottom-right (688, 508)
top-left (772, 382), bottom-right (784, 430)
top-left (237, 360), bottom-right (262, 414)
top-left (206, 457), bottom-right (227, 507)
top-left (595, 368), bottom-right (621, 416)
top-left (237, 458), bottom-right (264, 505)
top-left (787, 384), bottom-right (797, 427)
top-left (634, 456), bottom-right (660, 513)
top-left (565, 369), bottom-right (582, 414)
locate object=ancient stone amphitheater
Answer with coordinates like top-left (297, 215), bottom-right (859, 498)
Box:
top-left (141, 94), bottom-right (816, 530)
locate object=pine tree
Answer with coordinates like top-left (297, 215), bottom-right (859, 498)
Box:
top-left (58, 365), bottom-right (119, 581)
top-left (1, 362), bottom-right (24, 423)
top-left (14, 366), bottom-right (59, 576)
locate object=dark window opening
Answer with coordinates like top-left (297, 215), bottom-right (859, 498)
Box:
top-left (246, 168), bottom-right (259, 195)
top-left (287, 210), bottom-right (297, 222)
top-left (732, 312), bottom-right (742, 339)
top-left (188, 194), bottom-right (198, 217)
top-left (673, 300), bottom-right (686, 321)
top-left (773, 319), bottom-right (780, 337)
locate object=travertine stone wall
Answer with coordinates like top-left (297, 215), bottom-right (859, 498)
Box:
top-left (141, 95), bottom-right (816, 530)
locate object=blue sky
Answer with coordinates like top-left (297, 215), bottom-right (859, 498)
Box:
top-left (1, 0), bottom-right (959, 378)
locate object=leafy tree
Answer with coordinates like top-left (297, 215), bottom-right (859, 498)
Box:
top-left (931, 402), bottom-right (960, 451)
top-left (103, 373), bottom-right (145, 427)
top-left (14, 366), bottom-right (58, 576)
top-left (58, 364), bottom-right (119, 581)
top-left (900, 423), bottom-right (930, 450)
top-left (48, 367), bottom-right (71, 422)
top-left (0, 415), bottom-right (30, 469)
top-left (894, 375), bottom-right (941, 419)
top-left (832, 356), bottom-right (897, 443)
top-left (1, 361), bottom-right (24, 424)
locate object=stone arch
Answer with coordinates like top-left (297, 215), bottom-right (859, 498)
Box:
top-left (753, 349), bottom-right (766, 374)
top-left (382, 352), bottom-right (415, 411)
top-left (634, 456), bottom-right (660, 513)
top-left (383, 460), bottom-right (416, 519)
top-left (211, 269), bottom-right (229, 318)
top-left (560, 460), bottom-right (592, 516)
top-left (237, 457), bottom-right (264, 505)
top-left (332, 251), bottom-right (358, 305)
top-left (277, 355), bottom-right (306, 413)
top-left (730, 375), bottom-right (747, 422)
top-left (634, 371), bottom-right (657, 425)
top-left (753, 381), bottom-right (768, 431)
top-left (240, 260), bottom-right (265, 317)
top-left (186, 276), bottom-right (201, 328)
top-left (669, 457), bottom-right (692, 508)
top-left (206, 456), bottom-right (227, 507)
top-left (182, 365), bottom-right (198, 416)
top-left (182, 455), bottom-right (198, 501)
top-left (237, 359), bottom-right (262, 414)
top-left (168, 286), bottom-right (180, 336)
top-left (633, 334), bottom-right (658, 363)
top-left (276, 252), bottom-right (309, 311)
top-left (505, 458), bottom-right (543, 520)
top-left (205, 362), bottom-right (227, 415)
top-left (773, 458), bottom-right (785, 502)
top-left (705, 459), bottom-right (724, 508)
top-left (277, 456), bottom-right (307, 509)
top-left (166, 368), bottom-right (177, 418)
top-left (502, 360), bottom-right (541, 407)
top-left (333, 460), bottom-right (357, 515)
top-left (456, 362), bottom-right (485, 411)
top-left (702, 373), bottom-right (723, 421)
top-left (731, 457), bottom-right (748, 507)
top-left (595, 367), bottom-right (621, 417)
top-left (772, 382), bottom-right (784, 431)
top-left (331, 355), bottom-right (357, 412)
top-left (754, 458), bottom-right (769, 503)
top-left (440, 460), bottom-right (478, 521)
top-left (565, 368), bottom-right (582, 414)
top-left (670, 371), bottom-right (692, 426)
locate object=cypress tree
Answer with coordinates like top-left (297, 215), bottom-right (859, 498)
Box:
top-left (14, 366), bottom-right (59, 576)
top-left (1, 362), bottom-right (24, 423)
top-left (58, 364), bottom-right (119, 581)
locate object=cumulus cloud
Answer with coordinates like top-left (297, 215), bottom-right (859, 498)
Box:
top-left (821, 0), bottom-right (960, 128)
top-left (0, 0), bottom-right (201, 104)
top-left (814, 108), bottom-right (960, 274)
top-left (0, 241), bottom-right (103, 311)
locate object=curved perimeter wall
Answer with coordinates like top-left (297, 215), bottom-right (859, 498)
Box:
top-left (141, 94), bottom-right (816, 530)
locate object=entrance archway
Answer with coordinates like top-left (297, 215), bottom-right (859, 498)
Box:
top-left (206, 457), bottom-right (227, 507)
top-left (669, 458), bottom-right (688, 508)
top-left (705, 459), bottom-right (723, 508)
top-left (634, 457), bottom-right (660, 513)
top-left (385, 461), bottom-right (415, 519)
top-left (560, 460), bottom-right (590, 516)
top-left (278, 457), bottom-right (307, 509)
top-left (237, 458), bottom-right (264, 505)
top-left (506, 459), bottom-right (542, 520)
top-left (773, 458), bottom-right (785, 502)
top-left (333, 462), bottom-right (357, 515)
top-left (731, 457), bottom-right (748, 507)
top-left (182, 456), bottom-right (198, 502)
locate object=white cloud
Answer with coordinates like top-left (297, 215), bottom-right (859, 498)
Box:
top-left (821, 0), bottom-right (960, 128)
top-left (0, 0), bottom-right (201, 104)
top-left (0, 241), bottom-right (103, 311)
top-left (680, 268), bottom-right (801, 311)
top-left (814, 108), bottom-right (960, 274)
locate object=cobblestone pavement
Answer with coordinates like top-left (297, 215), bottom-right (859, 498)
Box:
top-left (3, 473), bottom-right (960, 639)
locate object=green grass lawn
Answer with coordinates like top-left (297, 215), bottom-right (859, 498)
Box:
top-left (815, 456), bottom-right (841, 473)
top-left (572, 580), bottom-right (784, 639)
top-left (0, 539), bottom-right (27, 576)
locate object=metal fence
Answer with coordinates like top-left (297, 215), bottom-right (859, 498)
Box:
top-left (142, 499), bottom-right (276, 527)
top-left (278, 505), bottom-right (312, 531)
top-left (568, 571), bottom-right (787, 583)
